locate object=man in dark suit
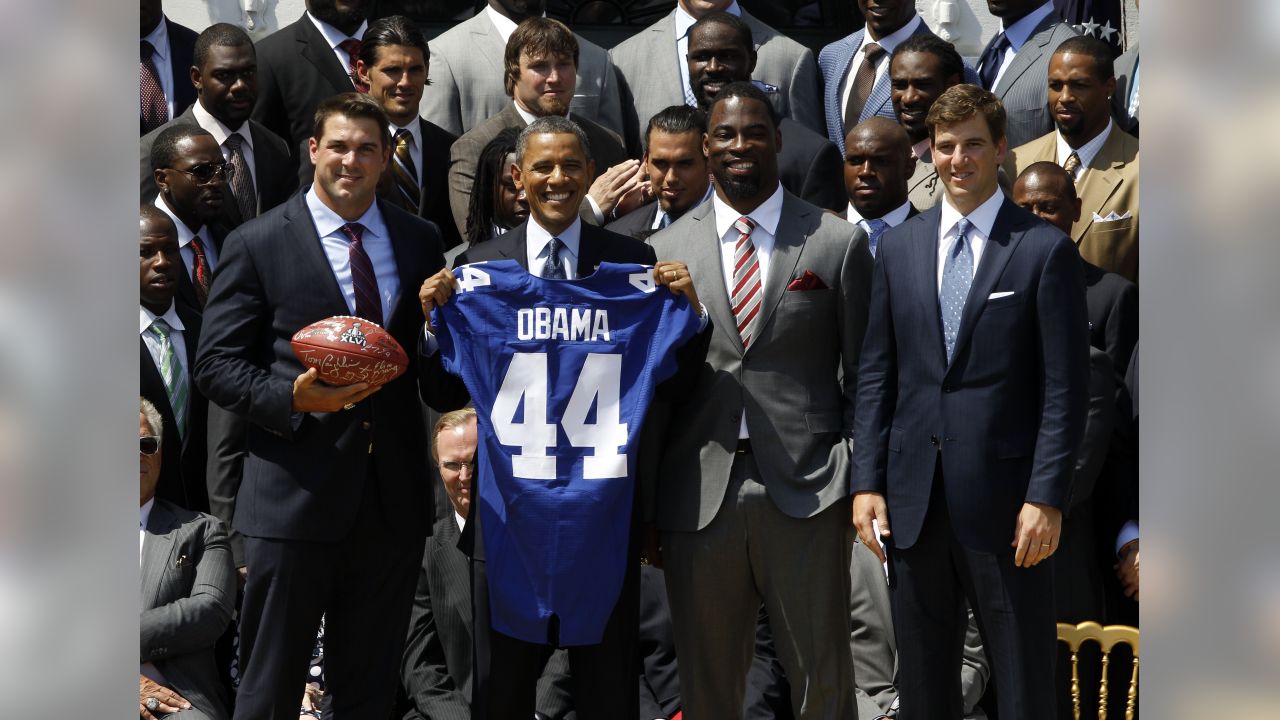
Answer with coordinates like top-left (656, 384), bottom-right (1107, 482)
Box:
top-left (400, 408), bottom-right (573, 720)
top-left (889, 34), bottom-right (969, 210)
top-left (418, 115), bottom-right (703, 720)
top-left (140, 23), bottom-right (297, 225)
top-left (252, 0), bottom-right (371, 176)
top-left (647, 81), bottom-right (872, 719)
top-left (844, 116), bottom-right (919, 256)
top-left (687, 13), bottom-right (846, 213)
top-left (139, 397), bottom-right (235, 720)
top-left (141, 0), bottom-right (197, 135)
top-left (852, 84), bottom-right (1089, 719)
top-left (194, 93), bottom-right (446, 720)
top-left (605, 105), bottom-right (711, 241)
top-left (140, 206), bottom-right (209, 514)
top-left (446, 17), bottom-right (637, 239)
top-left (150, 125), bottom-right (231, 311)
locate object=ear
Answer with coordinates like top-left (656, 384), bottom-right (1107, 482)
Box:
top-left (747, 50), bottom-right (758, 76)
top-left (153, 168), bottom-right (168, 195)
top-left (512, 162), bottom-right (524, 193)
top-left (586, 158), bottom-right (596, 180)
top-left (189, 65), bottom-right (201, 93)
top-left (1104, 75), bottom-right (1117, 100)
top-left (994, 135), bottom-right (1008, 166)
top-left (355, 59), bottom-right (371, 86)
top-left (1071, 197), bottom-right (1083, 224)
top-left (774, 125), bottom-right (783, 153)
top-left (308, 136), bottom-right (319, 166)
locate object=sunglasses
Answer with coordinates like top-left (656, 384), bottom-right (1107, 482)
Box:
top-left (173, 162), bottom-right (233, 185)
top-left (140, 436), bottom-right (161, 455)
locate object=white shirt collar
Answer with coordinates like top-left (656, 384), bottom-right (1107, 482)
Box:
top-left (848, 199), bottom-right (912, 227)
top-left (1003, 2), bottom-right (1055, 51)
top-left (192, 100), bottom-right (253, 150)
top-left (527, 216), bottom-right (583, 275)
top-left (142, 16), bottom-right (169, 60)
top-left (485, 5), bottom-right (524, 43)
top-left (512, 100), bottom-right (540, 125)
top-left (941, 186), bottom-right (1004, 242)
top-left (860, 14), bottom-right (922, 51)
top-left (306, 11), bottom-right (367, 50)
top-left (140, 497), bottom-right (155, 530)
top-left (305, 186), bottom-right (388, 242)
top-left (140, 303), bottom-right (185, 336)
top-left (1054, 119), bottom-right (1113, 178)
top-left (152, 194), bottom-right (205, 250)
top-left (454, 511), bottom-right (466, 532)
top-left (712, 182), bottom-right (784, 241)
top-left (676, 0), bottom-right (741, 39)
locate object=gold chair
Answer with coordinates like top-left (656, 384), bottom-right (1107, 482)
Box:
top-left (1056, 621), bottom-right (1140, 720)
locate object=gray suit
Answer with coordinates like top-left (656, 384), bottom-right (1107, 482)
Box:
top-left (984, 17), bottom-right (1079, 149)
top-left (1112, 45), bottom-right (1139, 135)
top-left (648, 190), bottom-right (872, 718)
top-left (609, 8), bottom-right (823, 155)
top-left (141, 499), bottom-right (236, 720)
top-left (420, 10), bottom-right (623, 137)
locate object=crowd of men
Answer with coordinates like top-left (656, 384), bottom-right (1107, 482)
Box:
top-left (138, 0), bottom-right (1139, 718)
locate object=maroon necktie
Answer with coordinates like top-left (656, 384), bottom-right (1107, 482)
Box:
top-left (341, 223), bottom-right (383, 325)
top-left (140, 40), bottom-right (168, 134)
top-left (189, 235), bottom-right (211, 308)
top-left (337, 39), bottom-right (368, 93)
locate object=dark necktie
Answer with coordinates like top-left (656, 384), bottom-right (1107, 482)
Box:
top-left (658, 212), bottom-right (673, 229)
top-left (542, 237), bottom-right (567, 279)
top-left (844, 43), bottom-right (886, 135)
top-left (337, 39), bottom-right (367, 93)
top-left (978, 32), bottom-right (1010, 91)
top-left (391, 130), bottom-right (421, 212)
top-left (189, 235), bottom-right (211, 308)
top-left (224, 133), bottom-right (258, 221)
top-left (140, 40), bottom-right (168, 134)
top-left (341, 223), bottom-right (383, 325)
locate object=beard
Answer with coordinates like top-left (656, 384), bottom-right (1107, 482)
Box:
top-left (533, 95), bottom-right (570, 117)
top-left (714, 172), bottom-right (762, 202)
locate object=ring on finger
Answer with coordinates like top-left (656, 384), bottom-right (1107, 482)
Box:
top-left (145, 697), bottom-right (160, 711)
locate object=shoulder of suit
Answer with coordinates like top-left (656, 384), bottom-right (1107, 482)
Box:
top-left (818, 29), bottom-right (862, 65)
top-left (1009, 130), bottom-right (1057, 167)
top-left (256, 15), bottom-right (310, 51)
top-left (152, 497), bottom-right (220, 532)
top-left (611, 10), bottom-right (673, 56)
top-left (454, 111), bottom-right (515, 153)
top-left (249, 120), bottom-right (291, 153)
top-left (572, 113), bottom-right (626, 150)
top-left (431, 12), bottom-right (490, 51)
top-left (780, 117), bottom-right (832, 148)
top-left (419, 118), bottom-right (459, 145)
top-left (743, 11), bottom-right (807, 56)
top-left (166, 18), bottom-right (199, 45)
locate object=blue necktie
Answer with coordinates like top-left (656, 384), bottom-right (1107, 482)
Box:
top-left (978, 32), bottom-right (1010, 90)
top-left (940, 218), bottom-right (974, 362)
top-left (542, 236), bottom-right (566, 279)
top-left (864, 218), bottom-right (888, 257)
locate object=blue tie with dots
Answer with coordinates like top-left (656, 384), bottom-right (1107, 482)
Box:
top-left (865, 218), bottom-right (888, 257)
top-left (940, 218), bottom-right (974, 362)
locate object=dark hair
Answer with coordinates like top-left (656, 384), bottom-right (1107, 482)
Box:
top-left (708, 81), bottom-right (780, 129)
top-left (892, 33), bottom-right (965, 85)
top-left (925, 83), bottom-right (1006, 144)
top-left (150, 125), bottom-right (215, 172)
top-left (139, 203), bottom-right (176, 231)
top-left (193, 22), bottom-right (254, 70)
top-left (644, 105), bottom-right (708, 151)
top-left (504, 17), bottom-right (579, 97)
top-left (465, 127), bottom-right (521, 247)
top-left (358, 15), bottom-right (430, 83)
top-left (1052, 35), bottom-right (1116, 81)
top-left (1017, 160), bottom-right (1079, 201)
top-left (311, 92), bottom-right (391, 148)
top-left (689, 10), bottom-right (754, 52)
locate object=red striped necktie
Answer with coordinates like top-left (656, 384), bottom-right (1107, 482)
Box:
top-left (731, 216), bottom-right (762, 349)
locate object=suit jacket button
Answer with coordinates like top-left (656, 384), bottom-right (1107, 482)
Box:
top-left (361, 421), bottom-right (371, 430)
top-left (930, 435), bottom-right (939, 446)
top-left (943, 385), bottom-right (953, 393)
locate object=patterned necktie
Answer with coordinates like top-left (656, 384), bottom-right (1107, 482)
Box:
top-left (844, 42), bottom-right (886, 135)
top-left (978, 32), bottom-right (1010, 91)
top-left (340, 223), bottom-right (383, 325)
top-left (658, 211), bottom-right (672, 229)
top-left (864, 218), bottom-right (888, 258)
top-left (940, 218), bottom-right (974, 363)
top-left (148, 318), bottom-right (189, 438)
top-left (223, 133), bottom-right (258, 221)
top-left (1062, 151), bottom-right (1082, 180)
top-left (391, 129), bottom-right (421, 212)
top-left (731, 216), bottom-right (763, 349)
top-left (542, 237), bottom-right (567, 279)
top-left (189, 235), bottom-right (211, 308)
top-left (337, 38), bottom-right (367, 92)
top-left (140, 40), bottom-right (168, 134)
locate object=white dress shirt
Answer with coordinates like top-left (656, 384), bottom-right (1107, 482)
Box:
top-left (193, 100), bottom-right (258, 193)
top-left (142, 17), bottom-right (176, 121)
top-left (306, 12), bottom-right (368, 88)
top-left (485, 5), bottom-right (522, 43)
top-left (527, 217), bottom-right (584, 278)
top-left (455, 512), bottom-right (467, 532)
top-left (990, 2), bottom-right (1056, 90)
top-left (391, 119), bottom-right (424, 187)
top-left (676, 0), bottom-right (742, 104)
top-left (937, 188), bottom-right (1004, 292)
top-left (846, 198), bottom-right (912, 227)
top-left (306, 188), bottom-right (400, 323)
top-left (141, 303), bottom-right (190, 387)
top-left (840, 15), bottom-right (923, 126)
top-left (153, 195), bottom-right (219, 283)
top-left (711, 183), bottom-right (784, 439)
top-left (1055, 119), bottom-right (1113, 181)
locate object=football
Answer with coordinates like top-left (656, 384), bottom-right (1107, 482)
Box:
top-left (290, 316), bottom-right (409, 387)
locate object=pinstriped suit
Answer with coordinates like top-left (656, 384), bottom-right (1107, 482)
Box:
top-left (981, 16), bottom-right (1079, 149)
top-left (141, 499), bottom-right (236, 720)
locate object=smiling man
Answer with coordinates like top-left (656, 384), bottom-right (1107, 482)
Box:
top-left (843, 116), bottom-right (916, 256)
top-left (605, 105), bottom-right (711, 240)
top-left (888, 33), bottom-right (970, 210)
top-left (852, 83), bottom-right (1089, 719)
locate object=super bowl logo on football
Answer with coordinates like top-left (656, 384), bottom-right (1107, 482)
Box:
top-left (291, 316), bottom-right (409, 388)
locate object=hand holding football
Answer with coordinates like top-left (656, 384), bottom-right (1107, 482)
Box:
top-left (290, 316), bottom-right (408, 387)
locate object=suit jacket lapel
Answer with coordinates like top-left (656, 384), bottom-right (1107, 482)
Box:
top-left (297, 16), bottom-right (355, 92)
top-left (994, 16), bottom-right (1055, 97)
top-left (141, 502), bottom-right (178, 610)
top-left (578, 224), bottom-right (605, 277)
top-left (948, 200), bottom-right (1025, 369)
top-left (499, 223), bottom-right (530, 270)
top-left (685, 202), bottom-right (741, 354)
top-left (911, 205), bottom-right (948, 368)
top-left (472, 13), bottom-right (505, 81)
top-left (284, 194), bottom-right (350, 315)
top-left (754, 193), bottom-right (808, 347)
top-left (659, 10), bottom-right (684, 106)
top-left (1072, 130), bottom-right (1131, 242)
top-left (382, 202), bottom-right (420, 328)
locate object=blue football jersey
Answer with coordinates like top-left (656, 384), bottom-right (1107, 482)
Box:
top-left (433, 260), bottom-right (701, 645)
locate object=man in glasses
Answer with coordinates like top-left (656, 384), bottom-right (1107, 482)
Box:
top-left (150, 125), bottom-right (230, 310)
top-left (138, 396), bottom-right (235, 720)
top-left (400, 408), bottom-right (573, 718)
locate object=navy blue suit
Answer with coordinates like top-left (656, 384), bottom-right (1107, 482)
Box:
top-left (852, 197), bottom-right (1089, 718)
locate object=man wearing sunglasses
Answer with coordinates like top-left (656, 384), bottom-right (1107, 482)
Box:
top-left (139, 396), bottom-right (235, 720)
top-left (150, 125), bottom-right (230, 311)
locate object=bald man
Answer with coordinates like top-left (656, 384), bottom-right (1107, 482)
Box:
top-left (843, 117), bottom-right (917, 257)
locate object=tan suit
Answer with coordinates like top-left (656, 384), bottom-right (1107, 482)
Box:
top-left (1008, 127), bottom-right (1140, 283)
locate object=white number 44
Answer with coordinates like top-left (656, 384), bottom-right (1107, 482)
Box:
top-left (491, 352), bottom-right (628, 480)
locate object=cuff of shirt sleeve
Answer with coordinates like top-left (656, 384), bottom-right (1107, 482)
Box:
top-left (586, 195), bottom-right (605, 225)
top-left (1115, 520), bottom-right (1139, 556)
top-left (696, 302), bottom-right (709, 331)
top-left (420, 323), bottom-right (439, 356)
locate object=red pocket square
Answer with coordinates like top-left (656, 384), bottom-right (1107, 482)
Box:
top-left (787, 270), bottom-right (827, 291)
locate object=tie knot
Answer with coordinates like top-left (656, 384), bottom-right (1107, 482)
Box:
top-left (993, 31), bottom-right (1010, 51)
top-left (338, 38), bottom-right (362, 58)
top-left (394, 129), bottom-right (412, 148)
top-left (955, 218), bottom-right (972, 243)
top-left (341, 223), bottom-right (365, 244)
top-left (1062, 151), bottom-right (1082, 176)
top-left (151, 317), bottom-right (172, 336)
top-left (863, 42), bottom-right (885, 61)
top-left (224, 132), bottom-right (243, 150)
top-left (141, 40), bottom-right (155, 59)
top-left (865, 218), bottom-right (888, 234)
top-left (734, 216), bottom-right (755, 235)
